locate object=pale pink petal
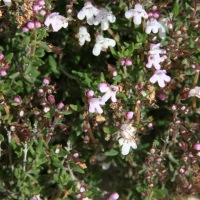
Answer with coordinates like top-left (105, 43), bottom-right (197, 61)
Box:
top-left (150, 74), bottom-right (158, 84)
top-left (163, 74), bottom-right (171, 82)
top-left (130, 141), bottom-right (137, 149)
top-left (95, 104), bottom-right (104, 114)
top-left (92, 44), bottom-right (101, 56)
top-left (111, 93), bottom-right (117, 102)
top-left (101, 21), bottom-right (109, 30)
top-left (77, 10), bottom-right (86, 20)
top-left (102, 92), bottom-right (111, 102)
top-left (99, 83), bottom-right (109, 93)
top-left (134, 15), bottom-right (142, 25)
top-left (157, 76), bottom-right (165, 87)
top-left (125, 10), bottom-right (134, 19)
top-left (121, 142), bottom-right (130, 155)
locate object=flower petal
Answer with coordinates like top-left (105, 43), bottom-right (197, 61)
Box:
top-left (125, 10), bottom-right (134, 19)
top-left (92, 44), bottom-right (102, 56)
top-left (121, 142), bottom-right (130, 155)
top-left (77, 10), bottom-right (86, 20)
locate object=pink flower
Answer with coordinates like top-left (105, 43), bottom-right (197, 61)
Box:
top-left (193, 143), bottom-right (200, 151)
top-left (125, 112), bottom-right (134, 120)
top-left (0, 70), bottom-right (6, 76)
top-left (88, 98), bottom-right (105, 114)
top-left (57, 102), bottom-right (64, 110)
top-left (14, 96), bottom-right (22, 103)
top-left (43, 77), bottom-right (51, 85)
top-left (99, 83), bottom-right (118, 102)
top-left (0, 53), bottom-right (4, 60)
top-left (146, 54), bottom-right (166, 70)
top-left (150, 70), bottom-right (171, 88)
top-left (108, 192), bottom-right (119, 200)
top-left (27, 21), bottom-right (35, 29)
top-left (44, 12), bottom-right (68, 32)
top-left (125, 3), bottom-right (148, 25)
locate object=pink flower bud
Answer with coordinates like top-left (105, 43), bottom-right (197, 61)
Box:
top-left (0, 53), bottom-right (4, 60)
top-left (98, 82), bottom-right (108, 92)
top-left (87, 90), bottom-right (94, 98)
top-left (125, 111), bottom-right (134, 120)
top-left (57, 102), bottom-right (64, 109)
top-left (193, 143), bottom-right (200, 151)
top-left (4, 65), bottom-right (10, 70)
top-left (48, 95), bottom-right (55, 104)
top-left (43, 77), bottom-right (51, 85)
top-left (119, 58), bottom-right (126, 66)
top-left (148, 12), bottom-right (153, 17)
top-left (35, 21), bottom-right (42, 28)
top-left (153, 12), bottom-right (159, 18)
top-left (157, 92), bottom-right (168, 101)
top-left (0, 70), bottom-right (6, 76)
top-left (14, 96), bottom-right (22, 103)
top-left (125, 58), bottom-right (132, 66)
top-left (38, 0), bottom-right (45, 6)
top-left (22, 27), bottom-right (29, 32)
top-left (27, 21), bottom-right (35, 29)
top-left (108, 192), bottom-right (119, 200)
top-left (33, 4), bottom-right (41, 11)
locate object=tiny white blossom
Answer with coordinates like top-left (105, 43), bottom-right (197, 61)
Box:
top-left (118, 124), bottom-right (137, 155)
top-left (77, 2), bottom-right (99, 25)
top-left (44, 12), bottom-right (68, 32)
top-left (93, 8), bottom-right (116, 30)
top-left (92, 35), bottom-right (116, 56)
top-left (125, 3), bottom-right (148, 25)
top-left (189, 86), bottom-right (200, 98)
top-left (145, 18), bottom-right (165, 34)
top-left (75, 26), bottom-right (91, 46)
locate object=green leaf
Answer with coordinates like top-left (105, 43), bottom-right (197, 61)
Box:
top-left (110, 46), bottom-right (118, 59)
top-left (105, 149), bottom-right (118, 156)
top-left (48, 55), bottom-right (60, 76)
top-left (173, 3), bottom-right (179, 17)
top-left (73, 166), bottom-right (85, 174)
top-left (9, 72), bottom-right (20, 79)
top-left (5, 53), bottom-right (13, 63)
top-left (69, 104), bottom-right (82, 111)
top-left (58, 110), bottom-right (73, 115)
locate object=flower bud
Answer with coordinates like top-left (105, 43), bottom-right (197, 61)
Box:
top-left (125, 111), bottom-right (134, 120)
top-left (27, 21), bottom-right (35, 29)
top-left (56, 102), bottom-right (64, 109)
top-left (22, 26), bottom-right (29, 32)
top-left (35, 21), bottom-right (42, 28)
top-left (33, 4), bottom-right (41, 11)
top-left (0, 52), bottom-right (4, 60)
top-left (0, 70), bottom-right (6, 76)
top-left (43, 77), bottom-right (51, 85)
top-left (48, 95), bottom-right (55, 104)
top-left (125, 58), bottom-right (132, 66)
top-left (14, 96), bottom-right (22, 103)
top-left (112, 70), bottom-right (117, 76)
top-left (108, 192), bottom-right (119, 200)
top-left (193, 143), bottom-right (200, 151)
top-left (38, 0), bottom-right (45, 6)
top-left (119, 58), bottom-right (126, 66)
top-left (86, 90), bottom-right (94, 98)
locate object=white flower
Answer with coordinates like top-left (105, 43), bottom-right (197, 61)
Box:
top-left (125, 3), bottom-right (148, 25)
top-left (189, 86), bottom-right (200, 98)
top-left (93, 8), bottom-right (116, 30)
top-left (44, 12), bottom-right (68, 32)
top-left (92, 35), bottom-right (116, 56)
top-left (77, 2), bottom-right (99, 25)
top-left (3, 0), bottom-right (12, 6)
top-left (149, 43), bottom-right (166, 55)
top-left (88, 98), bottom-right (105, 114)
top-left (150, 70), bottom-right (171, 88)
top-left (145, 18), bottom-right (165, 34)
top-left (118, 124), bottom-right (137, 155)
top-left (98, 83), bottom-right (118, 102)
top-left (75, 26), bottom-right (91, 46)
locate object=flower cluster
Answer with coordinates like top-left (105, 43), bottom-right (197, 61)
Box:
top-left (0, 52), bottom-right (10, 76)
top-left (22, 0), bottom-right (46, 32)
top-left (87, 83), bottom-right (119, 114)
top-left (76, 2), bottom-right (116, 56)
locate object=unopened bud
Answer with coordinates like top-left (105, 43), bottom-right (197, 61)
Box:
top-left (125, 111), bottom-right (134, 120)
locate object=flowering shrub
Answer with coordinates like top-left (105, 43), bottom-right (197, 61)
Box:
top-left (0, 0), bottom-right (200, 199)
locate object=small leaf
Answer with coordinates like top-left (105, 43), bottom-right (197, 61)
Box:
top-left (105, 149), bottom-right (118, 156)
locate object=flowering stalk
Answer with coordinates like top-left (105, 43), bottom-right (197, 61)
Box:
top-left (23, 143), bottom-right (28, 171)
top-left (192, 71), bottom-right (199, 111)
